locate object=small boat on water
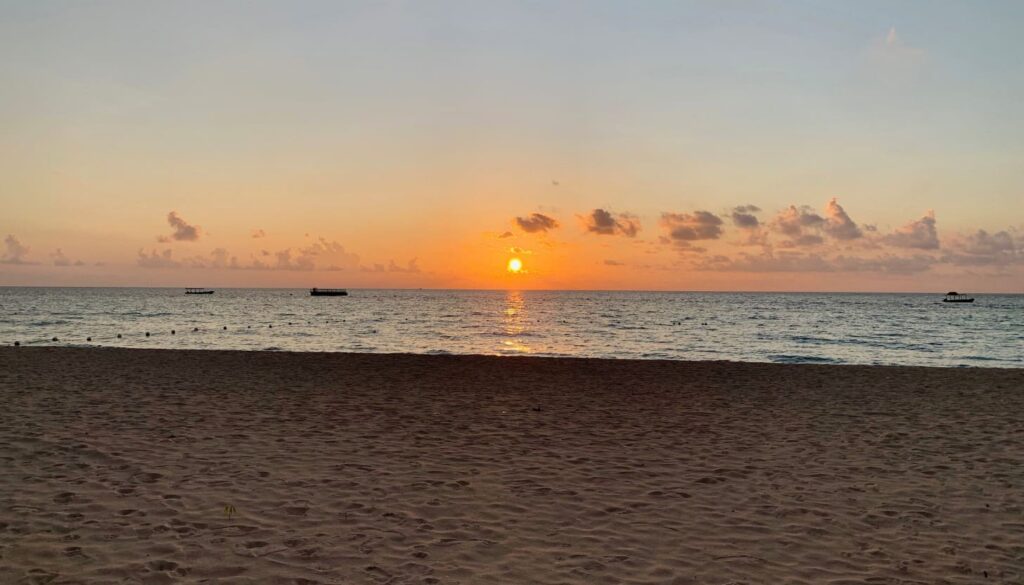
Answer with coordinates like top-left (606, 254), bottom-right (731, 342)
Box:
top-left (185, 288), bottom-right (215, 295)
top-left (310, 288), bottom-right (348, 297)
top-left (943, 291), bottom-right (974, 303)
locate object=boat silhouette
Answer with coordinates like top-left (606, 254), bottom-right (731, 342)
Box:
top-left (942, 291), bottom-right (974, 303)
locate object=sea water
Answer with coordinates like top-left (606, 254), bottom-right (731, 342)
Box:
top-left (1, 288), bottom-right (1021, 368)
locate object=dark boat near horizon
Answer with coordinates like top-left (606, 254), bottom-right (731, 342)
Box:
top-left (943, 291), bottom-right (974, 303)
top-left (185, 288), bottom-right (215, 295)
top-left (310, 288), bottom-right (348, 297)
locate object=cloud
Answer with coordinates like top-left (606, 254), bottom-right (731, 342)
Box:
top-left (777, 234), bottom-right (825, 248)
top-left (515, 213), bottom-right (559, 233)
top-left (943, 229), bottom-right (1021, 266)
top-left (50, 248), bottom-right (84, 267)
top-left (728, 205), bottom-right (768, 246)
top-left (868, 27), bottom-right (927, 70)
top-left (770, 201), bottom-right (864, 247)
top-left (773, 205), bottom-right (825, 239)
top-left (884, 211), bottom-right (939, 250)
top-left (496, 231), bottom-right (514, 239)
top-left (695, 251), bottom-right (936, 274)
top-left (136, 237), bottom-right (362, 273)
top-left (730, 205), bottom-right (761, 229)
top-left (583, 209), bottom-right (641, 237)
top-left (389, 258), bottom-right (421, 273)
top-left (603, 259), bottom-right (625, 266)
top-left (660, 211), bottom-right (723, 242)
top-left (273, 248), bottom-right (316, 271)
top-left (157, 211), bottom-right (201, 243)
top-left (361, 258), bottom-right (422, 273)
top-left (1, 235), bottom-right (34, 265)
top-left (251, 229), bottom-right (266, 239)
top-left (298, 238), bottom-right (361, 271)
top-left (509, 247), bottom-right (533, 255)
top-left (137, 248), bottom-right (180, 268)
top-left (961, 229), bottom-right (1016, 256)
top-left (823, 198), bottom-right (863, 240)
top-left (209, 248), bottom-right (232, 268)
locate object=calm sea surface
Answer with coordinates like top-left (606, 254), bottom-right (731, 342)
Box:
top-left (1, 288), bottom-right (1021, 368)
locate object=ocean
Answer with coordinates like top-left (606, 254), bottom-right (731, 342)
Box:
top-left (1, 287), bottom-right (1020, 368)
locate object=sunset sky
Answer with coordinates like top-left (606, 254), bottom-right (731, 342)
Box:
top-left (1, 1), bottom-right (1022, 291)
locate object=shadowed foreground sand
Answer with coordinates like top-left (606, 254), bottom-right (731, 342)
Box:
top-left (0, 348), bottom-right (1022, 584)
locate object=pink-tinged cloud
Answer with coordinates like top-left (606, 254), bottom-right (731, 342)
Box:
top-left (962, 229), bottom-right (1015, 256)
top-left (137, 248), bottom-right (180, 268)
top-left (139, 237), bottom-right (364, 272)
top-left (784, 235), bottom-right (825, 248)
top-left (869, 27), bottom-right (927, 71)
top-left (50, 248), bottom-right (84, 267)
top-left (943, 229), bottom-right (1021, 266)
top-left (730, 205), bottom-right (761, 229)
top-left (660, 211), bottom-right (723, 242)
top-left (514, 213), bottom-right (559, 233)
top-left (298, 238), bottom-right (361, 271)
top-left (884, 211), bottom-right (939, 250)
top-left (584, 209), bottom-right (641, 237)
top-left (769, 200), bottom-right (863, 247)
top-left (157, 211), bottom-right (201, 243)
top-left (1, 235), bottom-right (34, 265)
top-left (728, 206), bottom-right (769, 246)
top-left (772, 205), bottom-right (825, 244)
top-left (361, 258), bottom-right (421, 273)
top-left (823, 198), bottom-right (863, 240)
top-left (251, 229), bottom-right (266, 239)
top-left (695, 251), bottom-right (936, 274)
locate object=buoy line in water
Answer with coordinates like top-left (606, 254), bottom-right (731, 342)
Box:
top-left (5, 319), bottom-right (354, 348)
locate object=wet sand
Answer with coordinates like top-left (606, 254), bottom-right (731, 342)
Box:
top-left (1, 347), bottom-right (1022, 584)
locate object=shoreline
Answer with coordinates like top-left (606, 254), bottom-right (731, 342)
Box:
top-left (2, 347), bottom-right (1022, 583)
top-left (4, 345), bottom-right (1023, 371)
top-left (3, 285), bottom-right (1024, 295)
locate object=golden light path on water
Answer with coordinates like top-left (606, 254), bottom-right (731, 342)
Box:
top-left (500, 290), bottom-right (531, 354)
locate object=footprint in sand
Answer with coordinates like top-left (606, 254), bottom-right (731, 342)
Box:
top-left (25, 568), bottom-right (58, 584)
top-left (147, 559), bottom-right (178, 572)
top-left (135, 472), bottom-right (163, 483)
top-left (53, 492), bottom-right (75, 504)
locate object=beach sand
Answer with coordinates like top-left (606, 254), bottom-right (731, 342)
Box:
top-left (0, 347), bottom-right (1021, 584)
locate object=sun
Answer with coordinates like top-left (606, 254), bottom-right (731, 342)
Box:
top-left (507, 257), bottom-right (523, 273)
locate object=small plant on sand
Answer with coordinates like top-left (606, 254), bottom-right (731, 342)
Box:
top-left (224, 504), bottom-right (237, 520)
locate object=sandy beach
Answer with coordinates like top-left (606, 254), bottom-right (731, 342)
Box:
top-left (0, 347), bottom-right (1021, 584)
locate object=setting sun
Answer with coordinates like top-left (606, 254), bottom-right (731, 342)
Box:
top-left (507, 257), bottom-right (523, 274)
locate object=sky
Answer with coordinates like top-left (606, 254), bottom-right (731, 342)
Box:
top-left (1, 1), bottom-right (1022, 292)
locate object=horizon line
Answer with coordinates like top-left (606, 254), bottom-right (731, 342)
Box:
top-left (0, 285), bottom-right (1018, 296)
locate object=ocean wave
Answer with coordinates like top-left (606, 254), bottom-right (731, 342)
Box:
top-left (769, 354), bottom-right (843, 364)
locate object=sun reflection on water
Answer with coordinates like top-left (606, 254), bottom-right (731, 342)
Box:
top-left (500, 290), bottom-right (531, 354)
